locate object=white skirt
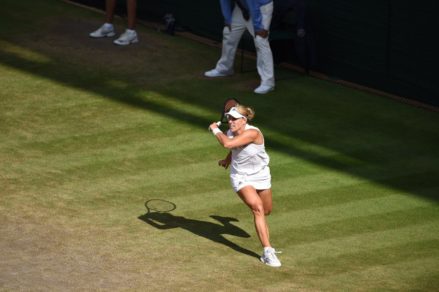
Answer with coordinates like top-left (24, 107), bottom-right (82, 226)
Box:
top-left (230, 166), bottom-right (271, 192)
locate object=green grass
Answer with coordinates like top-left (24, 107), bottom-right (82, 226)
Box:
top-left (1, 0), bottom-right (438, 290)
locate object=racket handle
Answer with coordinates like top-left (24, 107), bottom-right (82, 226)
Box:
top-left (208, 121), bottom-right (222, 131)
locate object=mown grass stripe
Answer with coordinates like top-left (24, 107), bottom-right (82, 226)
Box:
top-left (2, 133), bottom-right (215, 175)
top-left (4, 144), bottom-right (218, 181)
top-left (271, 193), bottom-right (434, 229)
top-left (13, 160), bottom-right (220, 200)
top-left (283, 222), bottom-right (438, 263)
top-left (277, 206), bottom-right (439, 246)
top-left (273, 156), bottom-right (439, 199)
top-left (317, 256), bottom-right (439, 291)
top-left (3, 128), bottom-right (212, 156)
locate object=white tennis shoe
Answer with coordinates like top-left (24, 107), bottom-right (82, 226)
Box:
top-left (204, 69), bottom-right (233, 78)
top-left (260, 247), bottom-right (282, 267)
top-left (113, 29), bottom-right (138, 46)
top-left (254, 84), bottom-right (274, 94)
top-left (89, 23), bottom-right (116, 38)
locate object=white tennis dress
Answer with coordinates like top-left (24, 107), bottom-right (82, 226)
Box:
top-left (228, 124), bottom-right (271, 192)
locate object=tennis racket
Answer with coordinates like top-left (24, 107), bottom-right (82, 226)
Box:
top-left (220, 97), bottom-right (241, 124)
top-left (145, 199), bottom-right (176, 214)
top-left (209, 97), bottom-right (241, 131)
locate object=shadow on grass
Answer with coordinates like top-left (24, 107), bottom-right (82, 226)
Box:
top-left (138, 211), bottom-right (259, 259)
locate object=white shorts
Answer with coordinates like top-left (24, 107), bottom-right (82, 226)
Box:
top-left (230, 166), bottom-right (271, 192)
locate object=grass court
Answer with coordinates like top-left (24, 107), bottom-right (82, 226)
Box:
top-left (1, 0), bottom-right (438, 290)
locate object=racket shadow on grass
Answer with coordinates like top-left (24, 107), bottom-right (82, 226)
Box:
top-left (138, 199), bottom-right (259, 259)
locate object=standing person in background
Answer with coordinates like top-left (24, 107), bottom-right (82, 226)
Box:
top-left (204, 0), bottom-right (275, 94)
top-left (209, 104), bottom-right (281, 267)
top-left (89, 0), bottom-right (138, 46)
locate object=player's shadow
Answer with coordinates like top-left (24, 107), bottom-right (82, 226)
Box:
top-left (138, 212), bottom-right (259, 259)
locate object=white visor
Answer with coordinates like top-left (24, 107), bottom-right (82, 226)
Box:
top-left (225, 107), bottom-right (246, 119)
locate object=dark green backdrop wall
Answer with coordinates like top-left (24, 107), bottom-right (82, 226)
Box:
top-left (307, 0), bottom-right (439, 107)
top-left (75, 0), bottom-right (438, 107)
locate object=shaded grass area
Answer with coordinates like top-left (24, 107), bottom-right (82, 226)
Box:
top-left (1, 0), bottom-right (439, 290)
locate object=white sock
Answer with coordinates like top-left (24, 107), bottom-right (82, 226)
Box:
top-left (264, 247), bottom-right (274, 253)
top-left (103, 23), bottom-right (113, 29)
top-left (126, 29), bottom-right (136, 34)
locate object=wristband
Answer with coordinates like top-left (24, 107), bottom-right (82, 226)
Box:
top-left (212, 128), bottom-right (222, 136)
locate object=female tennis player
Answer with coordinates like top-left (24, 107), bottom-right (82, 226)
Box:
top-left (209, 104), bottom-right (281, 267)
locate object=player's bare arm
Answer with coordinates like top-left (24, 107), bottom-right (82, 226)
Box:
top-left (210, 126), bottom-right (259, 149)
top-left (218, 152), bottom-right (232, 169)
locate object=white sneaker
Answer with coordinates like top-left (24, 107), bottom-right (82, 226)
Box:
top-left (254, 84), bottom-right (274, 94)
top-left (113, 29), bottom-right (138, 46)
top-left (260, 247), bottom-right (282, 267)
top-left (89, 23), bottom-right (115, 38)
top-left (204, 69), bottom-right (232, 78)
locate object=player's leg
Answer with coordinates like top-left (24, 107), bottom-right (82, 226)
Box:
top-left (257, 188), bottom-right (272, 215)
top-left (237, 186), bottom-right (271, 248)
top-left (256, 188), bottom-right (272, 243)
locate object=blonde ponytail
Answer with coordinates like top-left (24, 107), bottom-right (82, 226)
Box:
top-left (236, 104), bottom-right (255, 121)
